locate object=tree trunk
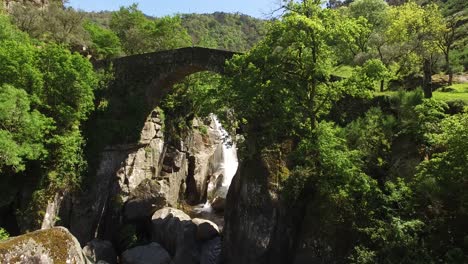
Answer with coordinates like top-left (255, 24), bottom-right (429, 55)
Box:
top-left (445, 52), bottom-right (453, 85)
top-left (380, 79), bottom-right (384, 92)
top-left (423, 58), bottom-right (432, 98)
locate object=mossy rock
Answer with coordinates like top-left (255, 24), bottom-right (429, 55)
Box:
top-left (0, 227), bottom-right (85, 264)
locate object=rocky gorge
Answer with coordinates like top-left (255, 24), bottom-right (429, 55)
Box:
top-left (0, 108), bottom-right (241, 263)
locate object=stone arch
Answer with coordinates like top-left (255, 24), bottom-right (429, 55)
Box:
top-left (105, 47), bottom-right (238, 105)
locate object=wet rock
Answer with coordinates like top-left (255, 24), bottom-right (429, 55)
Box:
top-left (185, 118), bottom-right (222, 204)
top-left (83, 239), bottom-right (117, 264)
top-left (121, 242), bottom-right (171, 264)
top-left (210, 197), bottom-right (225, 213)
top-left (192, 218), bottom-right (219, 241)
top-left (0, 227), bottom-right (85, 264)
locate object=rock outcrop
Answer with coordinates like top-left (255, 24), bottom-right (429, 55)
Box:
top-left (83, 239), bottom-right (117, 264)
top-left (185, 118), bottom-right (222, 204)
top-left (68, 109), bottom-right (167, 244)
top-left (121, 242), bottom-right (171, 264)
top-left (223, 154), bottom-right (296, 264)
top-left (151, 207), bottom-right (223, 264)
top-left (0, 226), bottom-right (85, 263)
top-left (151, 208), bottom-right (196, 259)
top-left (191, 218), bottom-right (219, 241)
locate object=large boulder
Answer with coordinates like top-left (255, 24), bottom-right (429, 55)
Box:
top-left (0, 227), bottom-right (85, 263)
top-left (124, 179), bottom-right (168, 221)
top-left (200, 237), bottom-right (222, 264)
top-left (191, 218), bottom-right (219, 242)
top-left (151, 207), bottom-right (199, 264)
top-left (83, 239), bottom-right (117, 264)
top-left (121, 242), bottom-right (171, 264)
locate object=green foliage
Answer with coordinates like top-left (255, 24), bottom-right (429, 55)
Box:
top-left (36, 44), bottom-right (97, 129)
top-left (181, 12), bottom-right (266, 52)
top-left (348, 0), bottom-right (389, 29)
top-left (345, 107), bottom-right (395, 176)
top-left (0, 85), bottom-right (52, 172)
top-left (110, 4), bottom-right (191, 54)
top-left (0, 227), bottom-right (9, 241)
top-left (160, 71), bottom-right (223, 140)
top-left (83, 21), bottom-right (122, 59)
top-left (412, 113), bottom-right (468, 262)
top-left (0, 13), bottom-right (99, 225)
top-left (222, 2), bottom-right (374, 149)
top-left (10, 2), bottom-right (90, 48)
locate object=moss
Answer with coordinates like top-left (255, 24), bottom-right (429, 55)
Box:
top-left (0, 228), bottom-right (79, 264)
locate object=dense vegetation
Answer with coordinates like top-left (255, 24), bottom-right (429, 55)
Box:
top-left (0, 0), bottom-right (467, 262)
top-left (189, 0), bottom-right (467, 262)
top-left (0, 8), bottom-right (98, 228)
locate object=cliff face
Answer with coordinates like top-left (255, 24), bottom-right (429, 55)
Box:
top-left (223, 153), bottom-right (299, 264)
top-left (41, 109), bottom-right (226, 247)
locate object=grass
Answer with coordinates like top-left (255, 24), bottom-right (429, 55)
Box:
top-left (333, 65), bottom-right (354, 78)
top-left (375, 83), bottom-right (468, 103)
top-left (434, 83), bottom-right (468, 103)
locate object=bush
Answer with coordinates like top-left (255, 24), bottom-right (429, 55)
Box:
top-left (0, 228), bottom-right (9, 241)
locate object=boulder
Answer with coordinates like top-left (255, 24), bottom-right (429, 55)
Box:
top-left (200, 237), bottom-right (222, 264)
top-left (210, 197), bottom-right (225, 213)
top-left (151, 208), bottom-right (199, 264)
top-left (121, 242), bottom-right (171, 264)
top-left (0, 227), bottom-right (85, 264)
top-left (124, 179), bottom-right (168, 221)
top-left (83, 239), bottom-right (117, 264)
top-left (192, 218), bottom-right (219, 241)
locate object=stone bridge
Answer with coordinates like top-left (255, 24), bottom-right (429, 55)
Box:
top-left (92, 47), bottom-right (238, 145)
top-left (100, 47), bottom-right (238, 106)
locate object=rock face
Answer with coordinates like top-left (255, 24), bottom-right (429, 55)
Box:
top-left (185, 118), bottom-right (222, 204)
top-left (123, 179), bottom-right (167, 221)
top-left (0, 226), bottom-right (85, 264)
top-left (121, 242), bottom-right (171, 264)
top-left (41, 192), bottom-right (65, 230)
top-left (67, 109), bottom-right (167, 244)
top-left (223, 155), bottom-right (295, 264)
top-left (82, 239), bottom-right (117, 264)
top-left (64, 111), bottom-right (228, 246)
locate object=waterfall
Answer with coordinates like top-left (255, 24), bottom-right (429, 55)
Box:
top-left (198, 114), bottom-right (238, 213)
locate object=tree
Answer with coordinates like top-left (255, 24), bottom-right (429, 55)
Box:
top-left (10, 2), bottom-right (90, 49)
top-left (413, 113), bottom-right (468, 262)
top-left (0, 12), bottom-right (99, 208)
top-left (221, 0), bottom-right (371, 150)
top-left (110, 4), bottom-right (190, 55)
top-left (348, 0), bottom-right (393, 91)
top-left (0, 84), bottom-right (52, 173)
top-left (436, 13), bottom-right (466, 85)
top-left (385, 2), bottom-right (444, 98)
top-left (84, 21), bottom-right (122, 59)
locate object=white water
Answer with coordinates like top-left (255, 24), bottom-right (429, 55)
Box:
top-left (196, 114), bottom-right (238, 213)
